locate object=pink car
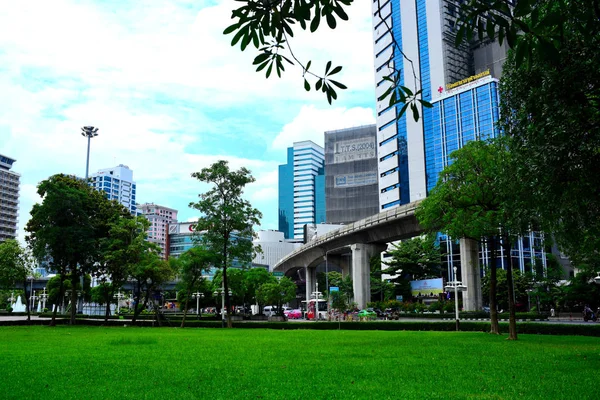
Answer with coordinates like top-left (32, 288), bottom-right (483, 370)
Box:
top-left (284, 309), bottom-right (302, 319)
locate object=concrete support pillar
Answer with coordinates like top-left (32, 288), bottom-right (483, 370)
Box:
top-left (304, 266), bottom-right (316, 302)
top-left (350, 244), bottom-right (382, 310)
top-left (460, 238), bottom-right (482, 311)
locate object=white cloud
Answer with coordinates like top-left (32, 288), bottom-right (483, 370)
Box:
top-left (271, 105), bottom-right (376, 149)
top-left (1, 0), bottom-right (377, 242)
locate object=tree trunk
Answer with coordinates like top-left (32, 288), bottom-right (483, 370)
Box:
top-left (132, 282), bottom-right (142, 324)
top-left (23, 279), bottom-right (31, 322)
top-left (50, 276), bottom-right (65, 327)
top-left (104, 285), bottom-right (112, 323)
top-left (223, 266), bottom-right (232, 328)
top-left (181, 289), bottom-right (191, 328)
top-left (489, 237), bottom-right (500, 334)
top-left (70, 271), bottom-right (78, 325)
top-left (503, 237), bottom-right (518, 340)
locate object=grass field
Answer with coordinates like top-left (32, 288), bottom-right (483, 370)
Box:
top-left (0, 326), bottom-right (599, 400)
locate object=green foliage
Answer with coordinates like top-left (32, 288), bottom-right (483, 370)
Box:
top-left (458, 1), bottom-right (600, 267)
top-left (25, 174), bottom-right (131, 324)
top-left (0, 239), bottom-right (33, 290)
top-left (256, 277), bottom-right (297, 316)
top-left (382, 235), bottom-right (442, 293)
top-left (189, 160), bottom-right (262, 326)
top-left (370, 256), bottom-right (395, 303)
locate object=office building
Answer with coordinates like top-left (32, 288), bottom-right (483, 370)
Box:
top-left (168, 221), bottom-right (267, 278)
top-left (278, 141), bottom-right (325, 239)
top-left (0, 154), bottom-right (20, 241)
top-left (372, 0), bottom-right (509, 208)
top-left (90, 164), bottom-right (137, 214)
top-left (138, 203), bottom-right (178, 259)
top-left (251, 230), bottom-right (302, 272)
top-left (372, 1), bottom-right (546, 275)
top-left (324, 125), bottom-right (379, 224)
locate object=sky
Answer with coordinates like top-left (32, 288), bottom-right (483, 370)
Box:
top-left (0, 0), bottom-right (377, 243)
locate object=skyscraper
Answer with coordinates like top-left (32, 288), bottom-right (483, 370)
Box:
top-left (89, 164), bottom-right (137, 214)
top-left (372, 1), bottom-right (546, 274)
top-left (0, 154), bottom-right (20, 242)
top-left (278, 141), bottom-right (325, 239)
top-left (324, 125), bottom-right (379, 224)
top-left (372, 0), bottom-right (508, 208)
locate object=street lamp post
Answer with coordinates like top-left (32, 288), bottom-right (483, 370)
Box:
top-left (192, 292), bottom-right (204, 317)
top-left (29, 290), bottom-right (38, 312)
top-left (39, 288), bottom-right (48, 312)
top-left (114, 290), bottom-right (125, 315)
top-left (214, 284), bottom-right (231, 328)
top-left (444, 266), bottom-right (467, 331)
top-left (79, 126), bottom-right (98, 314)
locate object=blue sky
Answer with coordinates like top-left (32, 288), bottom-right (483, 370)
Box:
top-left (0, 0), bottom-right (377, 242)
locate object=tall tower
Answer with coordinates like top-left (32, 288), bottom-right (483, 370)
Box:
top-left (372, 0), bottom-right (507, 208)
top-left (0, 154), bottom-right (20, 242)
top-left (278, 141), bottom-right (325, 239)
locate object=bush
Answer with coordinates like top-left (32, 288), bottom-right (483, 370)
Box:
top-left (6, 306), bottom-right (13, 313)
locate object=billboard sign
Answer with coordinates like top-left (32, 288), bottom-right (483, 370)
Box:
top-left (333, 138), bottom-right (376, 164)
top-left (410, 278), bottom-right (444, 297)
top-left (334, 172), bottom-right (378, 188)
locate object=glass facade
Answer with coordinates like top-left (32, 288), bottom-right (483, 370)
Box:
top-left (278, 141), bottom-right (325, 239)
top-left (425, 81), bottom-right (500, 192)
top-left (278, 147), bottom-right (294, 239)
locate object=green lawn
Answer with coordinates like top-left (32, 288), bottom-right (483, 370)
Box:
top-left (0, 326), bottom-right (599, 399)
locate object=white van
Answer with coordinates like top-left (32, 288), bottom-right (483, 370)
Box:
top-left (263, 306), bottom-right (292, 317)
top-left (263, 306), bottom-right (277, 316)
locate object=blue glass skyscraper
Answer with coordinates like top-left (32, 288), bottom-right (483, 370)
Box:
top-left (278, 141), bottom-right (325, 239)
top-left (372, 1), bottom-right (546, 274)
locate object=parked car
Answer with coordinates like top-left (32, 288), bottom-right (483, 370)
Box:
top-left (284, 309), bottom-right (302, 319)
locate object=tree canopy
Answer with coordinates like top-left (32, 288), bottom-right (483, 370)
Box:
top-left (189, 160), bottom-right (262, 327)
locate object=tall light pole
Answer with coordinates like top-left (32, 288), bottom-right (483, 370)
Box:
top-left (79, 126), bottom-right (98, 314)
top-left (81, 126), bottom-right (99, 180)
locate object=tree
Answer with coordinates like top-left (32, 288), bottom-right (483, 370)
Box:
top-left (416, 139), bottom-right (536, 339)
top-left (0, 240), bottom-right (34, 320)
top-left (370, 256), bottom-right (395, 304)
top-left (381, 235), bottom-right (442, 303)
top-left (26, 174), bottom-right (117, 325)
top-left (189, 160), bottom-right (262, 328)
top-left (174, 247), bottom-right (215, 328)
top-left (243, 267), bottom-right (274, 314)
top-left (96, 216), bottom-right (150, 322)
top-left (457, 1), bottom-right (600, 265)
top-left (256, 277), bottom-right (297, 317)
top-left (383, 236), bottom-right (441, 282)
top-left (129, 250), bottom-right (173, 325)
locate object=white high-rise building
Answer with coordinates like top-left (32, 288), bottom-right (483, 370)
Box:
top-left (90, 164), bottom-right (137, 214)
top-left (0, 154), bottom-right (20, 242)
